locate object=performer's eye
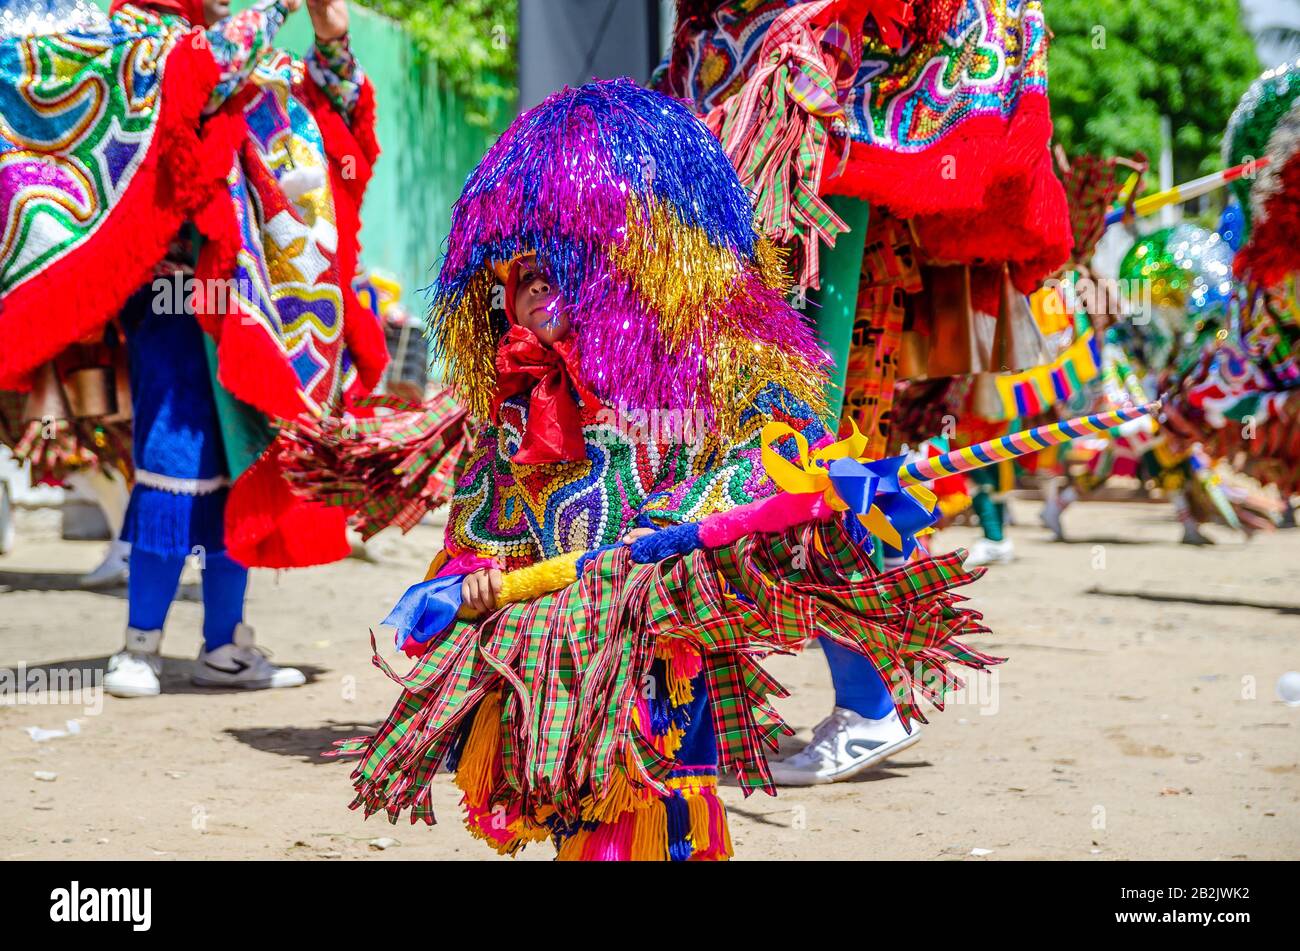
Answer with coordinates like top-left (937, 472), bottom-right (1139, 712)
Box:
top-left (520, 269), bottom-right (536, 284)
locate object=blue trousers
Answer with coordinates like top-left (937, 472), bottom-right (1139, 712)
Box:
top-left (821, 638), bottom-right (895, 719)
top-left (127, 547), bottom-right (247, 651)
top-left (817, 534), bottom-right (900, 720)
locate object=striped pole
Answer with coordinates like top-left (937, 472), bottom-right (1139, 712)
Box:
top-left (900, 404), bottom-right (1158, 484)
top-left (1103, 159), bottom-right (1269, 226)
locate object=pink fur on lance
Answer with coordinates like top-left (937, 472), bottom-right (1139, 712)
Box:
top-left (697, 491), bottom-right (831, 548)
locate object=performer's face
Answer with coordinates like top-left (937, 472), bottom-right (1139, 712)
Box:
top-left (203, 0), bottom-right (231, 25)
top-left (513, 257), bottom-right (570, 346)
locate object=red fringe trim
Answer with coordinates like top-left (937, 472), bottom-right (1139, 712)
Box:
top-left (193, 77), bottom-right (384, 419)
top-left (822, 95), bottom-right (1072, 288)
top-left (0, 35), bottom-right (220, 390)
top-left (224, 436), bottom-right (352, 569)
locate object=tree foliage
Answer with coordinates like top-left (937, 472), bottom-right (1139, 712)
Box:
top-left (355, 0), bottom-right (517, 124)
top-left (1047, 0), bottom-right (1261, 178)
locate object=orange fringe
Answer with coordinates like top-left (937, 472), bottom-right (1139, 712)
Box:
top-left (555, 776), bottom-right (732, 862)
top-left (454, 691), bottom-right (548, 855)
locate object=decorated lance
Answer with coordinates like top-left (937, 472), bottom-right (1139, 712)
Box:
top-left (900, 403), bottom-right (1158, 483)
top-left (383, 403), bottom-right (1158, 655)
top-left (1103, 160), bottom-right (1270, 226)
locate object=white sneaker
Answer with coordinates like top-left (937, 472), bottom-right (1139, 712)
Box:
top-left (769, 707), bottom-right (922, 786)
top-left (80, 539), bottom-right (131, 589)
top-left (1039, 501), bottom-right (1065, 541)
top-left (963, 537), bottom-right (1015, 567)
top-left (192, 623), bottom-right (306, 690)
top-left (0, 481), bottom-right (14, 555)
top-left (104, 627), bottom-right (163, 698)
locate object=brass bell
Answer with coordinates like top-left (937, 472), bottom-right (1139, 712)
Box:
top-left (22, 362), bottom-right (71, 423)
top-left (65, 366), bottom-right (117, 418)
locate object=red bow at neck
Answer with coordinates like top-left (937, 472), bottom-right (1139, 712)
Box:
top-left (490, 325), bottom-right (595, 465)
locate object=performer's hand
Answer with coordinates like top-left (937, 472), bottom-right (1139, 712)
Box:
top-left (281, 0), bottom-right (304, 13)
top-left (306, 0), bottom-right (348, 42)
top-left (621, 528), bottom-right (654, 544)
top-left (462, 568), bottom-right (502, 616)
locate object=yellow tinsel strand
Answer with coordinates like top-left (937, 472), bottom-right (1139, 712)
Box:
top-left (432, 267), bottom-right (498, 420)
top-left (710, 342), bottom-right (830, 439)
top-left (610, 197), bottom-right (744, 349)
top-left (754, 236), bottom-right (792, 292)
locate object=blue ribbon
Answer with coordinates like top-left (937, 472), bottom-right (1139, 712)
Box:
top-left (826, 455), bottom-right (939, 558)
top-left (380, 573), bottom-right (466, 653)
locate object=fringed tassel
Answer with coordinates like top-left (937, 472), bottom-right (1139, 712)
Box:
top-left (224, 439), bottom-right (351, 569)
top-left (122, 485), bottom-right (227, 560)
top-left (455, 691), bottom-right (550, 855)
top-left (665, 792), bottom-right (694, 862)
top-left (689, 784), bottom-right (734, 861)
top-left (656, 640), bottom-right (702, 707)
top-left (581, 770), bottom-right (656, 826)
top-left (279, 391), bottom-right (471, 538)
top-left (453, 691), bottom-right (503, 810)
top-left (556, 778), bottom-right (732, 862)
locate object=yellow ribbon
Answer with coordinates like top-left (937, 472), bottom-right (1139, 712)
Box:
top-left (760, 420), bottom-right (937, 551)
top-left (760, 420), bottom-right (866, 506)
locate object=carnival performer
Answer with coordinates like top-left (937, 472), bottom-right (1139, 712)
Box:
top-left (1161, 61), bottom-right (1300, 504)
top-left (653, 0), bottom-right (1071, 783)
top-left (0, 0), bottom-right (386, 696)
top-left (1042, 214), bottom-right (1283, 544)
top-left (0, 0), bottom-right (134, 585)
top-left (332, 80), bottom-right (999, 860)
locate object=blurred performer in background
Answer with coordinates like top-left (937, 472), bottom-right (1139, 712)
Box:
top-left (0, 0), bottom-right (386, 696)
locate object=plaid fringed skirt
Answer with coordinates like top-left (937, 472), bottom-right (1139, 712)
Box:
top-left (336, 519), bottom-right (1001, 860)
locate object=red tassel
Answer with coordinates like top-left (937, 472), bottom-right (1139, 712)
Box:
top-left (823, 96), bottom-right (1071, 287)
top-left (224, 438), bottom-right (351, 569)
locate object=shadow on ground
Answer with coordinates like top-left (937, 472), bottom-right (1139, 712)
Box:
top-left (0, 569), bottom-right (200, 602)
top-left (1088, 586), bottom-right (1300, 616)
top-left (224, 721), bottom-right (382, 763)
top-left (0, 656), bottom-right (329, 695)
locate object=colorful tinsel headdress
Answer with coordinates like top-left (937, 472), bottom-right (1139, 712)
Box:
top-left (429, 78), bottom-right (830, 435)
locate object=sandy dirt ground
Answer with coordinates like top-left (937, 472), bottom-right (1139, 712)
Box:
top-left (2, 497), bottom-right (1297, 861)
